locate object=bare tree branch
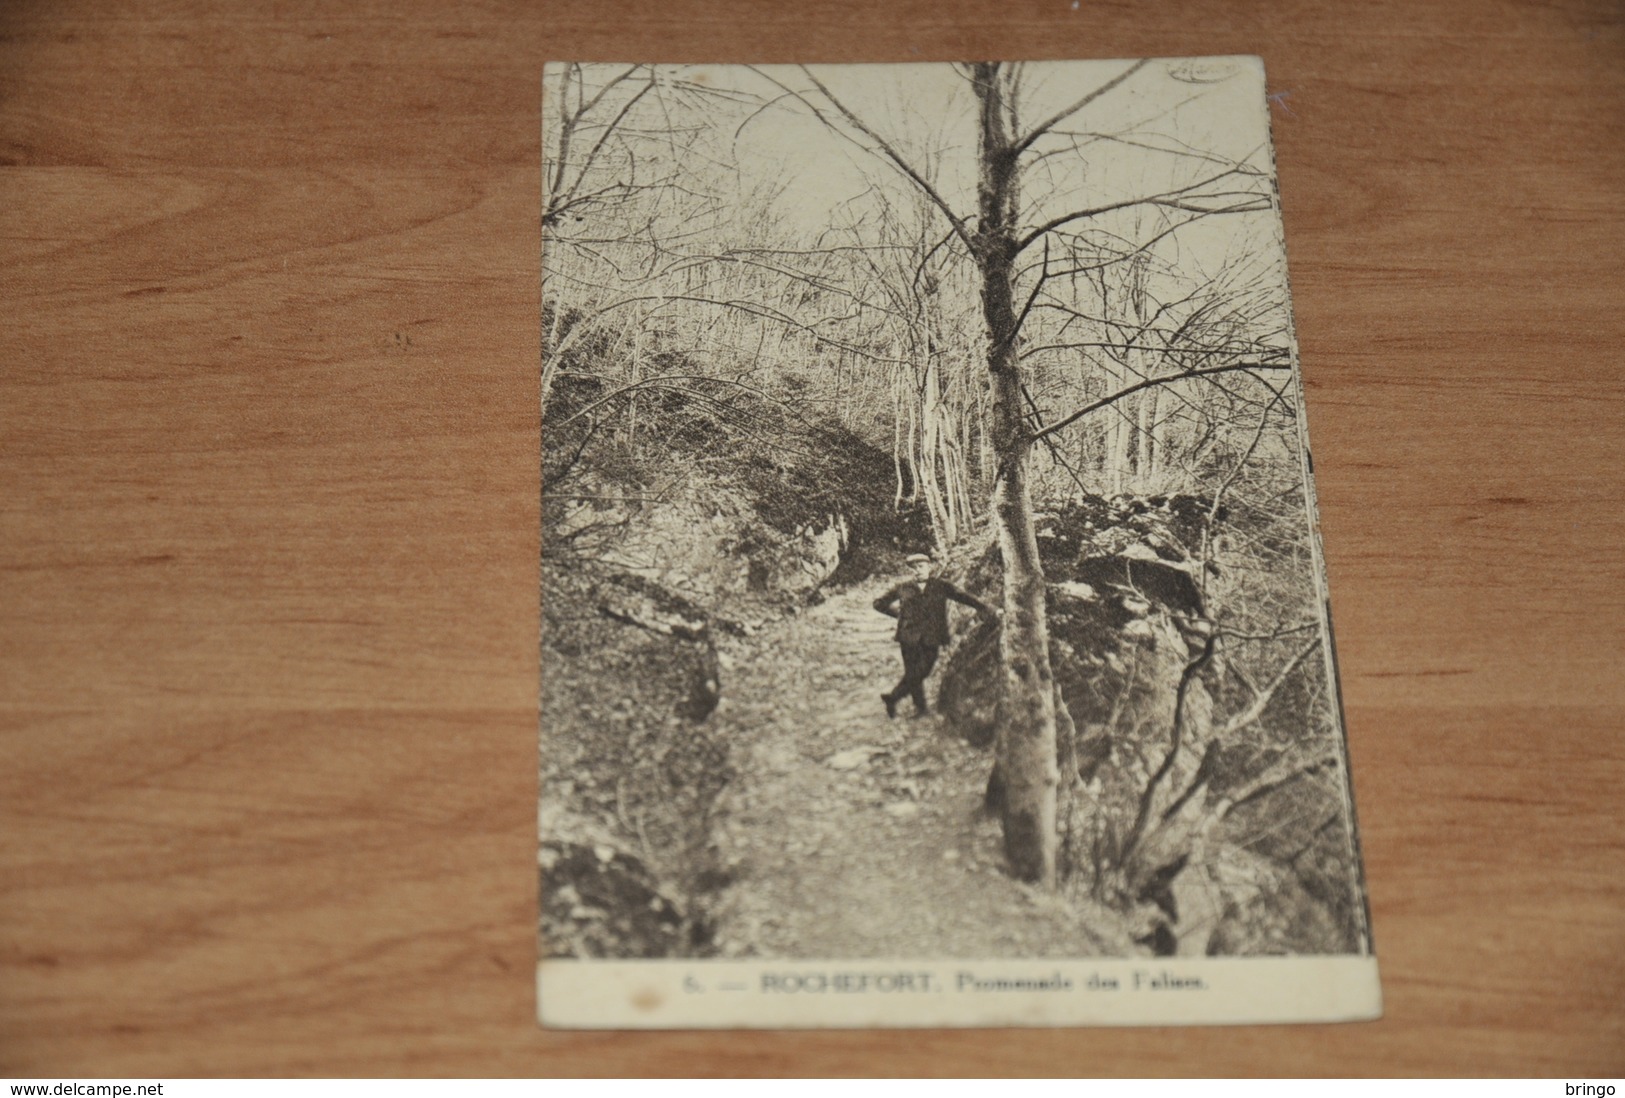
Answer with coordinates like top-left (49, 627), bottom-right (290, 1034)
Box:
top-left (1122, 629), bottom-right (1218, 864)
top-left (552, 373), bottom-right (798, 429)
top-left (1031, 359), bottom-right (1290, 442)
top-left (1223, 748), bottom-right (1339, 816)
top-left (550, 76), bottom-right (658, 224)
top-left (1016, 166), bottom-right (1270, 255)
top-left (1020, 382), bottom-right (1094, 499)
top-left (545, 64), bottom-right (645, 221)
top-left (1213, 635), bottom-right (1322, 740)
top-left (1010, 59), bottom-right (1152, 156)
top-left (1206, 384), bottom-right (1290, 527)
top-left (995, 235), bottom-right (1050, 358)
top-left (755, 65), bottom-right (977, 253)
top-left (1217, 621), bottom-right (1320, 643)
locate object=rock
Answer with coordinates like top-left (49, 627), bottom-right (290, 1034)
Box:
top-left (539, 841), bottom-right (692, 960)
top-left (827, 745), bottom-right (885, 770)
top-left (884, 801), bottom-right (921, 821)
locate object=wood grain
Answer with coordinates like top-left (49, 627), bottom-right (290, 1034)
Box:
top-left (2, 0), bottom-right (1622, 1077)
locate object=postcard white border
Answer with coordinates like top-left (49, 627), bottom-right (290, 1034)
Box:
top-left (538, 956), bottom-right (1381, 1029)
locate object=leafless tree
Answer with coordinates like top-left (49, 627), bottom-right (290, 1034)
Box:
top-left (763, 60), bottom-right (1289, 885)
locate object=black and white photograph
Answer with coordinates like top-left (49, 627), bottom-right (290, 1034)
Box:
top-left (539, 57), bottom-right (1379, 1028)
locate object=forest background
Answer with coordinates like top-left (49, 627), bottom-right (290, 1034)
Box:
top-left (540, 58), bottom-right (1371, 961)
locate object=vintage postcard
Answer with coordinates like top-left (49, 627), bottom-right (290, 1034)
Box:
top-left (539, 57), bottom-right (1379, 1028)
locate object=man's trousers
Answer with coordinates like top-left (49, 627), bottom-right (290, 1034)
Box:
top-left (885, 641), bottom-right (940, 715)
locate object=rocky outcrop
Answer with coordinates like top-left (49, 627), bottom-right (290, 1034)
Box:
top-left (540, 436), bottom-right (921, 959)
top-left (539, 839), bottom-right (699, 959)
top-left (939, 496), bottom-right (1217, 773)
top-left (935, 494), bottom-right (1352, 956)
top-left (540, 558), bottom-right (733, 958)
top-left (553, 475), bottom-right (851, 612)
top-left (541, 345), bottom-right (937, 960)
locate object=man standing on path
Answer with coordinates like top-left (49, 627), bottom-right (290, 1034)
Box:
top-left (874, 553), bottom-right (997, 718)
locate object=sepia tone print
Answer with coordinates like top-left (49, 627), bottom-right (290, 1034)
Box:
top-left (539, 57), bottom-right (1377, 1027)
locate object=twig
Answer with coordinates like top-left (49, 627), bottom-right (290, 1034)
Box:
top-left (1031, 360), bottom-right (1291, 443)
top-left (1121, 630), bottom-right (1217, 864)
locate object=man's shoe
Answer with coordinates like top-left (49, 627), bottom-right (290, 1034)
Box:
top-left (882, 693), bottom-right (897, 719)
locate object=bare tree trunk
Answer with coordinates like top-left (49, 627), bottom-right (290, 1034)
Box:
top-left (973, 63), bottom-right (1060, 887)
top-left (1145, 384), bottom-right (1164, 483)
top-left (940, 415), bottom-right (968, 543)
top-left (892, 359), bottom-right (908, 507)
top-left (1135, 387), bottom-right (1152, 489)
top-left (540, 298), bottom-right (565, 418)
top-left (920, 358), bottom-right (953, 546)
top-left (626, 326), bottom-right (641, 453)
top-left (1107, 368), bottom-right (1131, 494)
top-left (959, 371), bottom-right (981, 515)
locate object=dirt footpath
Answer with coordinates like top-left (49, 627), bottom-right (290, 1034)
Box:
top-left (708, 577), bottom-right (1117, 960)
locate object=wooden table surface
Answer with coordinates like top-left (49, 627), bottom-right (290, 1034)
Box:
top-left (3, 0), bottom-right (1622, 1078)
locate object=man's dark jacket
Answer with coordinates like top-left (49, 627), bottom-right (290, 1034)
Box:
top-left (874, 577), bottom-right (992, 646)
